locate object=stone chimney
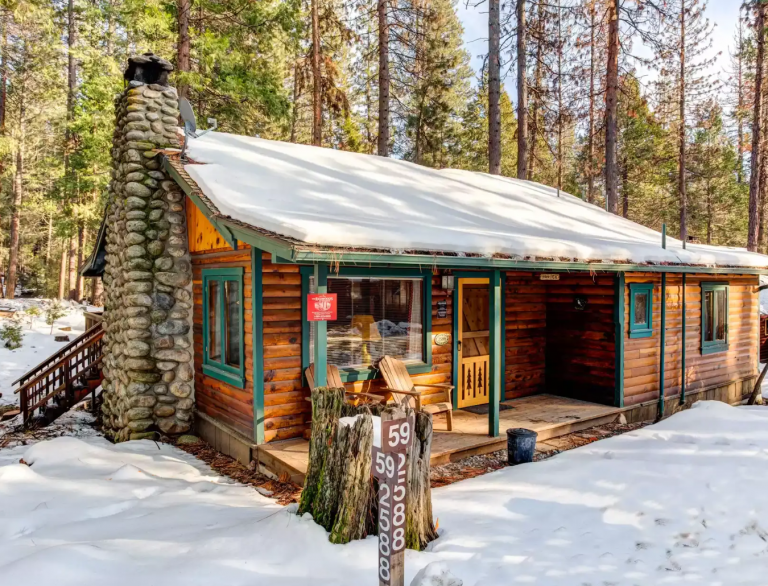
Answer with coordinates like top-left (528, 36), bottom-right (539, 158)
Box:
top-left (100, 54), bottom-right (194, 441)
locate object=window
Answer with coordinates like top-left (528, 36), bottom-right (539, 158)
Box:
top-left (629, 283), bottom-right (653, 338)
top-left (203, 267), bottom-right (245, 387)
top-left (304, 270), bottom-right (432, 380)
top-left (701, 282), bottom-right (728, 355)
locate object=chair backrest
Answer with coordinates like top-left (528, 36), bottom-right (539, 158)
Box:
top-left (378, 355), bottom-right (416, 407)
top-left (305, 363), bottom-right (344, 390)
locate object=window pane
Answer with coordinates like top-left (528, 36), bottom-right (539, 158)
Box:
top-left (704, 290), bottom-right (714, 342)
top-left (208, 280), bottom-right (221, 362)
top-left (310, 277), bottom-right (423, 369)
top-left (715, 289), bottom-right (726, 341)
top-left (633, 293), bottom-right (647, 326)
top-left (225, 280), bottom-right (241, 367)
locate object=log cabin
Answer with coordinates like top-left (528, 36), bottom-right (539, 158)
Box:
top-left (78, 57), bottom-right (768, 477)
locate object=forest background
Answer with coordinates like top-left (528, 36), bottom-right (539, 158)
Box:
top-left (0, 0), bottom-right (762, 302)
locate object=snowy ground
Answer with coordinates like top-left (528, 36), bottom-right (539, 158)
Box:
top-left (0, 299), bottom-right (86, 407)
top-left (2, 401), bottom-right (768, 585)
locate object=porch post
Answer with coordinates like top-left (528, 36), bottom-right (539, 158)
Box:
top-left (488, 269), bottom-right (502, 437)
top-left (252, 247), bottom-right (265, 443)
top-left (313, 263), bottom-right (328, 386)
top-left (613, 272), bottom-right (625, 408)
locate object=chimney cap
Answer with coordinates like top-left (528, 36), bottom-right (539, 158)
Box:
top-left (124, 53), bottom-right (174, 86)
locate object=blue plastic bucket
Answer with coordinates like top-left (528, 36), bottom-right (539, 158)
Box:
top-left (506, 428), bottom-right (538, 465)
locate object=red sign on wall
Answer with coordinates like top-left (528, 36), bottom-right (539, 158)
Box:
top-left (307, 293), bottom-right (337, 321)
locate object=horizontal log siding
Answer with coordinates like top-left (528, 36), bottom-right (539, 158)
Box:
top-left (191, 246), bottom-right (254, 439)
top-left (262, 253), bottom-right (306, 442)
top-left (545, 273), bottom-right (616, 405)
top-left (504, 273), bottom-right (546, 399)
top-left (623, 273), bottom-right (759, 406)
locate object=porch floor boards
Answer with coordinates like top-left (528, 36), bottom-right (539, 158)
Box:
top-left (257, 394), bottom-right (622, 484)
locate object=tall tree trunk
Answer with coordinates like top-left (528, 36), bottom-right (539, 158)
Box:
top-left (604, 0), bottom-right (620, 214)
top-left (68, 237), bottom-right (78, 300)
top-left (177, 0), bottom-right (191, 99)
top-left (737, 14), bottom-right (745, 184)
top-left (290, 58), bottom-right (301, 143)
top-left (377, 0), bottom-right (390, 156)
top-left (311, 0), bottom-right (322, 146)
top-left (586, 0), bottom-right (596, 203)
top-left (58, 245), bottom-right (68, 300)
top-left (748, 0), bottom-right (766, 251)
top-left (6, 146), bottom-right (23, 300)
top-left (75, 225), bottom-right (86, 301)
top-left (92, 276), bottom-right (104, 306)
top-left (488, 0), bottom-right (501, 174)
top-left (516, 0), bottom-right (527, 179)
top-left (45, 212), bottom-right (53, 295)
top-left (556, 0), bottom-right (563, 190)
top-left (621, 155), bottom-right (628, 218)
top-left (678, 2), bottom-right (687, 243)
top-left (527, 0), bottom-right (544, 180)
top-left (0, 9), bottom-right (6, 134)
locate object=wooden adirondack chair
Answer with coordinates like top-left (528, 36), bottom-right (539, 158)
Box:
top-left (305, 363), bottom-right (384, 405)
top-left (378, 355), bottom-right (454, 430)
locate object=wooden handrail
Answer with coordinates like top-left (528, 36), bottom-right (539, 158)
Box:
top-left (12, 321), bottom-right (104, 386)
top-left (15, 331), bottom-right (104, 395)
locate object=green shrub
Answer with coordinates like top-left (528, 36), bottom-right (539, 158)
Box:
top-left (45, 300), bottom-right (66, 334)
top-left (0, 322), bottom-right (23, 350)
top-left (24, 306), bottom-right (41, 330)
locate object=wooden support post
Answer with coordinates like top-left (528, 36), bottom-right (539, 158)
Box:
top-left (680, 273), bottom-right (686, 405)
top-left (252, 247), bottom-right (265, 443)
top-left (488, 269), bottom-right (502, 437)
top-left (658, 273), bottom-right (666, 420)
top-left (614, 272), bottom-right (625, 407)
top-left (313, 263), bottom-right (328, 387)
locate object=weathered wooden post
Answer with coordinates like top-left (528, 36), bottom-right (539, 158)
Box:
top-left (298, 388), bottom-right (437, 560)
top-left (373, 408), bottom-right (413, 586)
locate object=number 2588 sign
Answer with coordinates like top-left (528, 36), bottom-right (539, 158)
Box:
top-left (373, 416), bottom-right (414, 586)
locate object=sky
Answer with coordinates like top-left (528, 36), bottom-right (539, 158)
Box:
top-left (456, 0), bottom-right (740, 99)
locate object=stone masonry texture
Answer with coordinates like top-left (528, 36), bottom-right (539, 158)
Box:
top-left (100, 54), bottom-right (194, 441)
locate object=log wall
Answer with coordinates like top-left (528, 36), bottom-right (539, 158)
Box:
top-left (545, 273), bottom-right (616, 405)
top-left (190, 245), bottom-right (254, 438)
top-left (623, 273), bottom-right (759, 406)
top-left (504, 273), bottom-right (547, 399)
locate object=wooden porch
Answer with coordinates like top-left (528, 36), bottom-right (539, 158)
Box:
top-left (257, 394), bottom-right (621, 484)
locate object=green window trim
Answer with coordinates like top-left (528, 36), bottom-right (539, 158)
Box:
top-left (202, 267), bottom-right (246, 388)
top-left (628, 283), bottom-right (654, 338)
top-left (300, 266), bottom-right (433, 383)
top-left (701, 282), bottom-right (729, 355)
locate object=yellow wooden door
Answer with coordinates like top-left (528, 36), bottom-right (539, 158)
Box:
top-left (457, 278), bottom-right (490, 408)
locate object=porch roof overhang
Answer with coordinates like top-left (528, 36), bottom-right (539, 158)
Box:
top-left (80, 214), bottom-right (108, 278)
top-left (163, 154), bottom-right (768, 276)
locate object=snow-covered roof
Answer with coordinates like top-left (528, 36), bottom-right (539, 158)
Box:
top-left (182, 132), bottom-right (768, 269)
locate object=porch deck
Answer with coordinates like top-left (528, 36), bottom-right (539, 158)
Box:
top-left (257, 394), bottom-right (622, 484)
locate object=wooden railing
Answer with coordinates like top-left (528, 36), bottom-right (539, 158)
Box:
top-left (14, 322), bottom-right (105, 426)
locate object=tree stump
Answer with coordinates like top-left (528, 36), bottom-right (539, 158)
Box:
top-left (298, 387), bottom-right (437, 550)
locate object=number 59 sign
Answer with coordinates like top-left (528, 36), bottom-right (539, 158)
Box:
top-left (372, 415), bottom-right (414, 586)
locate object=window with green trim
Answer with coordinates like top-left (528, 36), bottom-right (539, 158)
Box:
top-left (302, 268), bottom-right (432, 382)
top-left (203, 267), bottom-right (245, 388)
top-left (701, 282), bottom-right (728, 355)
top-left (629, 283), bottom-right (653, 338)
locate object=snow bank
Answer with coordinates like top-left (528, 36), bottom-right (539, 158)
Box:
top-left (3, 401), bottom-right (768, 585)
top-left (0, 300), bottom-right (86, 406)
top-left (185, 133), bottom-right (768, 268)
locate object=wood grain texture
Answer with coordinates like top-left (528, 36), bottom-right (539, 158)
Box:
top-left (623, 273), bottom-right (759, 405)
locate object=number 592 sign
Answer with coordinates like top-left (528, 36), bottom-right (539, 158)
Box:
top-left (372, 415), bottom-right (414, 586)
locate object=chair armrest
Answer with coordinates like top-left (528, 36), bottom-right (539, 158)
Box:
top-left (380, 387), bottom-right (423, 396)
top-left (413, 383), bottom-right (455, 390)
top-left (346, 391), bottom-right (386, 404)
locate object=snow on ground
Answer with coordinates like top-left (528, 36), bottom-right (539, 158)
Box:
top-left (0, 299), bottom-right (86, 407)
top-left (186, 132), bottom-right (768, 267)
top-left (2, 401), bottom-right (768, 585)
